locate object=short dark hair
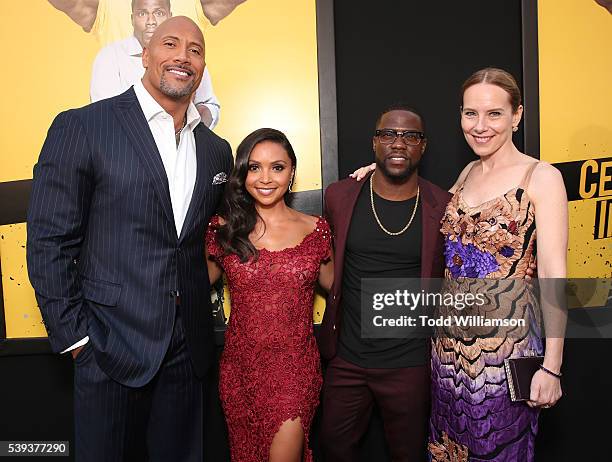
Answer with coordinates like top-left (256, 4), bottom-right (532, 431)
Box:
top-left (131, 0), bottom-right (171, 12)
top-left (375, 103), bottom-right (426, 132)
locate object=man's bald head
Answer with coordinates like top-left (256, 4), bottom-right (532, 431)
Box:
top-left (142, 16), bottom-right (206, 103)
top-left (147, 16), bottom-right (204, 48)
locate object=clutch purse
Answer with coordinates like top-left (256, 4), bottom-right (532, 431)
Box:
top-left (504, 356), bottom-right (544, 402)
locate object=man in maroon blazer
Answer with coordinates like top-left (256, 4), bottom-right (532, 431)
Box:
top-left (319, 104), bottom-right (451, 461)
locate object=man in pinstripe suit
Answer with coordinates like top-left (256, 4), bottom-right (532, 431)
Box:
top-left (27, 17), bottom-right (233, 461)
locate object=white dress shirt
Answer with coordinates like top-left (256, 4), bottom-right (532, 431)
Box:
top-left (62, 79), bottom-right (201, 354)
top-left (90, 35), bottom-right (220, 128)
top-left (133, 79), bottom-right (200, 236)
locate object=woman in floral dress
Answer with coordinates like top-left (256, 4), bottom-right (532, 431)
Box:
top-left (428, 68), bottom-right (567, 461)
top-left (205, 128), bottom-right (333, 462)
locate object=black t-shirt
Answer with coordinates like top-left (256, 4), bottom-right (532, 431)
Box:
top-left (337, 184), bottom-right (428, 368)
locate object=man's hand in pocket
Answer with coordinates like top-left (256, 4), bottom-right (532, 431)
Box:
top-left (71, 345), bottom-right (84, 360)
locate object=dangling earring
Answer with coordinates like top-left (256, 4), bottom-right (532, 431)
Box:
top-left (512, 126), bottom-right (518, 132)
top-left (288, 176), bottom-right (294, 193)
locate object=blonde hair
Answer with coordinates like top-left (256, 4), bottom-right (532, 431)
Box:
top-left (462, 67), bottom-right (522, 113)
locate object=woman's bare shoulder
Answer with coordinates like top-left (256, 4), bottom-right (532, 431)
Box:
top-left (528, 160), bottom-right (562, 184)
top-left (450, 160), bottom-right (479, 193)
top-left (290, 210), bottom-right (320, 228)
top-left (528, 161), bottom-right (566, 202)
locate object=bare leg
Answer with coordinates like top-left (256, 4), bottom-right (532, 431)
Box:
top-left (268, 417), bottom-right (304, 462)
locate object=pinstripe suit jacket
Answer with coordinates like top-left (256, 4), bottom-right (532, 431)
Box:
top-left (27, 88), bottom-right (233, 387)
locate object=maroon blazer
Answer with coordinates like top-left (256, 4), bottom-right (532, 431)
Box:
top-left (318, 172), bottom-right (452, 361)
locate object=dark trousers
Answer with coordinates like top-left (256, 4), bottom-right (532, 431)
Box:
top-left (321, 356), bottom-right (430, 462)
top-left (73, 311), bottom-right (203, 462)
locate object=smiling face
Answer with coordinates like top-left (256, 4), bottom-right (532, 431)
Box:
top-left (131, 0), bottom-right (171, 48)
top-left (461, 83), bottom-right (523, 158)
top-left (141, 16), bottom-right (205, 102)
top-left (245, 141), bottom-right (295, 208)
top-left (372, 110), bottom-right (426, 180)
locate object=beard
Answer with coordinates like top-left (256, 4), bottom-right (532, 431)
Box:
top-left (375, 155), bottom-right (419, 181)
top-left (159, 72), bottom-right (196, 99)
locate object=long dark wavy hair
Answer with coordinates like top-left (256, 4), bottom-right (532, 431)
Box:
top-left (215, 128), bottom-right (297, 262)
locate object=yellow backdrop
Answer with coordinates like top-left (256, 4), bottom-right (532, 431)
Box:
top-left (0, 0), bottom-right (323, 338)
top-left (539, 0), bottom-right (611, 306)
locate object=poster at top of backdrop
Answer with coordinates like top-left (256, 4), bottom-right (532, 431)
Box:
top-left (0, 0), bottom-right (325, 339)
top-left (538, 0), bottom-right (611, 307)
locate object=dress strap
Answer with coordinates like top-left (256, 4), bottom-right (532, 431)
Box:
top-left (458, 161), bottom-right (479, 190)
top-left (519, 161), bottom-right (539, 190)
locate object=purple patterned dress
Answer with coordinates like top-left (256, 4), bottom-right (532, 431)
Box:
top-left (429, 163), bottom-right (543, 462)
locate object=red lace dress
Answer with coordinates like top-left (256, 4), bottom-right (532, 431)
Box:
top-left (205, 215), bottom-right (331, 462)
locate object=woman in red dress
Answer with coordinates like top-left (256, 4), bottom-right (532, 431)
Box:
top-left (205, 128), bottom-right (334, 462)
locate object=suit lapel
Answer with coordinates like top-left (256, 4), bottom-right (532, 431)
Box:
top-left (333, 174), bottom-right (370, 288)
top-left (179, 124), bottom-right (208, 243)
top-left (419, 178), bottom-right (441, 278)
top-left (113, 89), bottom-right (176, 237)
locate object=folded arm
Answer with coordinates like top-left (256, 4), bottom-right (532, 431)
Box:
top-left (47, 0), bottom-right (99, 32)
top-left (200, 0), bottom-right (247, 25)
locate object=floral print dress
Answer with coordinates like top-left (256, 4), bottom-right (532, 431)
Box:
top-left (429, 162), bottom-right (543, 462)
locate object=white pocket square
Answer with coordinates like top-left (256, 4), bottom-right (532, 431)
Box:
top-left (212, 172), bottom-right (228, 185)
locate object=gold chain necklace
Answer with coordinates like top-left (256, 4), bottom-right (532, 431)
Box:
top-left (369, 172), bottom-right (419, 236)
